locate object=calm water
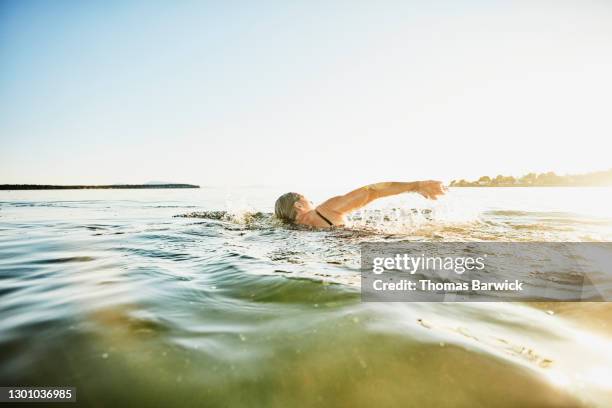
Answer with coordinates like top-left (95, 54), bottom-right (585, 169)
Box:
top-left (1, 187), bottom-right (611, 407)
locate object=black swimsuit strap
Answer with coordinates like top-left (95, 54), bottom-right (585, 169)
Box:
top-left (315, 209), bottom-right (334, 226)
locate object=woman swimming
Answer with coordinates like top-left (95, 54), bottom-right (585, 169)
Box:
top-left (274, 181), bottom-right (446, 228)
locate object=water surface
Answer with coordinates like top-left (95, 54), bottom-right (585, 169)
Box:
top-left (1, 187), bottom-right (611, 407)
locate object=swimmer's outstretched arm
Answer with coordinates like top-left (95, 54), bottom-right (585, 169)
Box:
top-left (317, 181), bottom-right (445, 216)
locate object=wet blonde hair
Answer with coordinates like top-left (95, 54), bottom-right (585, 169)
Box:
top-left (274, 192), bottom-right (301, 223)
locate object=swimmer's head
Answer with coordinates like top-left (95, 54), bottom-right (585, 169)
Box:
top-left (274, 193), bottom-right (313, 223)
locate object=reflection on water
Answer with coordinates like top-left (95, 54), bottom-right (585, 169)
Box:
top-left (1, 187), bottom-right (611, 407)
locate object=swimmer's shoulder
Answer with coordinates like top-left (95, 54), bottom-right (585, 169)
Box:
top-left (313, 205), bottom-right (346, 227)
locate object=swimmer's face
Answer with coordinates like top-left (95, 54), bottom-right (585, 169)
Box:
top-left (294, 195), bottom-right (315, 213)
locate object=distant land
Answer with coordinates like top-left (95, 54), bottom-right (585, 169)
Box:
top-left (451, 169), bottom-right (612, 187)
top-left (0, 184), bottom-right (200, 190)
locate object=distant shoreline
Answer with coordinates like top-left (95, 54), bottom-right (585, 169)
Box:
top-left (0, 184), bottom-right (200, 190)
top-left (451, 184), bottom-right (611, 188)
top-left (450, 169), bottom-right (612, 188)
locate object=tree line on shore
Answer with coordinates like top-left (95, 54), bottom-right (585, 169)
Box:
top-left (450, 169), bottom-right (612, 187)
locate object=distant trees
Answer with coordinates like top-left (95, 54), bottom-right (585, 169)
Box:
top-left (519, 173), bottom-right (537, 185)
top-left (450, 169), bottom-right (612, 187)
top-left (536, 172), bottom-right (562, 185)
top-left (488, 175), bottom-right (515, 185)
top-left (450, 179), bottom-right (469, 187)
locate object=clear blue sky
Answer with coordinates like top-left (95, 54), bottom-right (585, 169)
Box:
top-left (1, 0), bottom-right (611, 187)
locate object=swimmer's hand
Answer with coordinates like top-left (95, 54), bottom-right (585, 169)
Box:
top-left (415, 180), bottom-right (446, 200)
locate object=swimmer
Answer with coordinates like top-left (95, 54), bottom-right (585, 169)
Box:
top-left (274, 181), bottom-right (446, 228)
